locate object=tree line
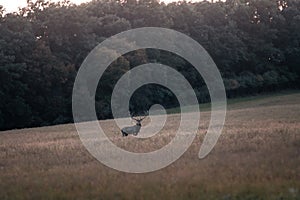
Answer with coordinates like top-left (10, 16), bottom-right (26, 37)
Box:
top-left (0, 0), bottom-right (299, 130)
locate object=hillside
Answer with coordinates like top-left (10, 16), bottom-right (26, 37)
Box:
top-left (0, 92), bottom-right (300, 199)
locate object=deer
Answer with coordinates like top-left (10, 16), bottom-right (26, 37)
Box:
top-left (121, 112), bottom-right (148, 137)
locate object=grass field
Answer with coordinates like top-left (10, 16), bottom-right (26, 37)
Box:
top-left (0, 92), bottom-right (300, 199)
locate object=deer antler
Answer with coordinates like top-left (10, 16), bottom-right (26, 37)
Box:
top-left (131, 110), bottom-right (148, 121)
top-left (139, 110), bottom-right (148, 120)
top-left (130, 112), bottom-right (139, 121)
top-left (137, 110), bottom-right (148, 121)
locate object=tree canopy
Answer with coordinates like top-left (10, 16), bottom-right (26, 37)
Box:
top-left (0, 0), bottom-right (299, 130)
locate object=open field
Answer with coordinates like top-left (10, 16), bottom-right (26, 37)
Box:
top-left (0, 92), bottom-right (300, 199)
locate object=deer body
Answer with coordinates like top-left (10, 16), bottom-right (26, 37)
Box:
top-left (121, 112), bottom-right (147, 137)
top-left (121, 123), bottom-right (141, 136)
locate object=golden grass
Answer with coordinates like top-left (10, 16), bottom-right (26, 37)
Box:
top-left (0, 92), bottom-right (300, 199)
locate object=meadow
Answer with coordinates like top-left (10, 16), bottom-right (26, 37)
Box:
top-left (0, 92), bottom-right (299, 200)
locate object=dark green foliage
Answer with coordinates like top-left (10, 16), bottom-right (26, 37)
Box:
top-left (0, 0), bottom-right (299, 130)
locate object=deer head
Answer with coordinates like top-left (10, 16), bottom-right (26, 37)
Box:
top-left (131, 111), bottom-right (148, 126)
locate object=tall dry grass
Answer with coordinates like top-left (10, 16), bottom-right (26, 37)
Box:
top-left (0, 93), bottom-right (299, 199)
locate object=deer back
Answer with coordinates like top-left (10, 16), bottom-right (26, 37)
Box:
top-left (122, 124), bottom-right (141, 134)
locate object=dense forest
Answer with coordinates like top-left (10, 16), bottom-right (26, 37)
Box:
top-left (0, 0), bottom-right (299, 130)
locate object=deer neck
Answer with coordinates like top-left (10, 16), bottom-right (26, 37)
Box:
top-left (135, 124), bottom-right (141, 130)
